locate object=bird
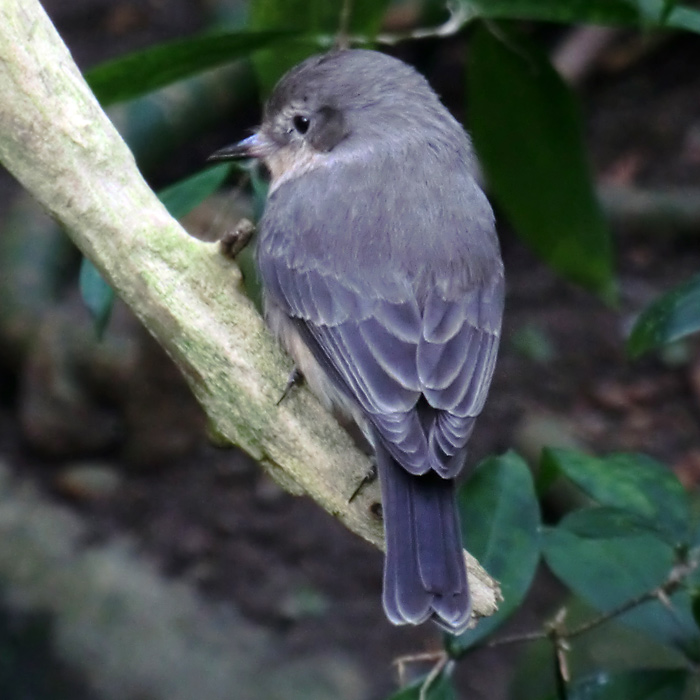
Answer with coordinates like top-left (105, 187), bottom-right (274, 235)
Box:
top-left (209, 49), bottom-right (504, 634)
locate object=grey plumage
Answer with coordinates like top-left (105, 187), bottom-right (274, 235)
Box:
top-left (212, 49), bottom-right (504, 634)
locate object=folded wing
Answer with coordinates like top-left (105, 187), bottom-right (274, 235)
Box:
top-left (258, 251), bottom-right (504, 477)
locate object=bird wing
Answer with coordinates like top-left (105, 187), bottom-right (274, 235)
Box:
top-left (259, 250), bottom-right (504, 479)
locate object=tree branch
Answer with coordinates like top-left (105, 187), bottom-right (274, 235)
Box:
top-left (0, 0), bottom-right (500, 620)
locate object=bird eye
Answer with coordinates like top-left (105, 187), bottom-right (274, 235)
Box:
top-left (293, 115), bottom-right (310, 134)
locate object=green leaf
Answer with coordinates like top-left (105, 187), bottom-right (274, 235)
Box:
top-left (157, 164), bottom-right (232, 220)
top-left (249, 0), bottom-right (390, 93)
top-left (468, 25), bottom-right (615, 301)
top-left (386, 669), bottom-right (457, 700)
top-left (542, 526), bottom-right (700, 656)
top-left (448, 452), bottom-right (541, 654)
top-left (660, 0), bottom-right (680, 26)
top-left (249, 163), bottom-right (270, 221)
top-left (79, 257), bottom-right (115, 338)
top-left (459, 0), bottom-right (700, 33)
top-left (561, 506), bottom-right (668, 539)
top-left (628, 273), bottom-right (700, 358)
top-left (559, 669), bottom-right (688, 700)
top-left (541, 449), bottom-right (691, 546)
top-left (86, 30), bottom-right (290, 106)
top-left (509, 595), bottom-right (690, 700)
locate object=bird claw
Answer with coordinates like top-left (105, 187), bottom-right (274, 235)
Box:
top-left (349, 459), bottom-right (377, 502)
top-left (276, 367), bottom-right (304, 405)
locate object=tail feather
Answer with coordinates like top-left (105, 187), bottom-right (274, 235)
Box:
top-left (381, 448), bottom-right (433, 624)
top-left (376, 440), bottom-right (471, 634)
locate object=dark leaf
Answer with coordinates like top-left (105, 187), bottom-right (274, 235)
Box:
top-left (86, 30), bottom-right (290, 106)
top-left (559, 669), bottom-right (688, 700)
top-left (249, 163), bottom-right (270, 222)
top-left (386, 668), bottom-right (456, 700)
top-left (449, 452), bottom-right (541, 654)
top-left (691, 588), bottom-right (700, 631)
top-left (157, 164), bottom-right (232, 220)
top-left (628, 273), bottom-right (700, 358)
top-left (249, 0), bottom-right (390, 92)
top-left (559, 506), bottom-right (667, 540)
top-left (468, 25), bottom-right (615, 301)
top-left (660, 0), bottom-right (680, 26)
top-left (79, 257), bottom-right (114, 338)
top-left (541, 449), bottom-right (690, 546)
top-left (459, 0), bottom-right (700, 33)
top-left (542, 526), bottom-right (699, 656)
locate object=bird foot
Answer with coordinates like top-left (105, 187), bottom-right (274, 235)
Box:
top-left (219, 218), bottom-right (255, 259)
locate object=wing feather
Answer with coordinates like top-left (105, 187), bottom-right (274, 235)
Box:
top-left (259, 245), bottom-right (504, 479)
top-left (417, 321), bottom-right (476, 390)
top-left (359, 316), bottom-right (420, 389)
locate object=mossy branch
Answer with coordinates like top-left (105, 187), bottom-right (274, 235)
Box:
top-left (0, 0), bottom-right (500, 620)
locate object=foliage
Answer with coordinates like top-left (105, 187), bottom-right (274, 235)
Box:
top-left (628, 273), bottom-right (700, 358)
top-left (68, 0), bottom-right (700, 698)
top-left (85, 31), bottom-right (290, 106)
top-left (468, 24), bottom-right (615, 301)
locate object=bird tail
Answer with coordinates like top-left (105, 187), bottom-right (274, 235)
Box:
top-left (375, 440), bottom-right (471, 634)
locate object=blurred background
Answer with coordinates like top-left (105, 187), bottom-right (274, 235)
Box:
top-left (1, 0), bottom-right (700, 698)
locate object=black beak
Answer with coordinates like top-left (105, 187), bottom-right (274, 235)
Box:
top-left (208, 133), bottom-right (271, 162)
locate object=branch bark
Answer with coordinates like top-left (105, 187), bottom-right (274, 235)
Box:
top-left (0, 0), bottom-right (500, 620)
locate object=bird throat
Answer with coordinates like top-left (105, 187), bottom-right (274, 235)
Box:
top-left (265, 144), bottom-right (325, 193)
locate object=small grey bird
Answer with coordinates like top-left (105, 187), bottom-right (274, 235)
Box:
top-left (210, 49), bottom-right (504, 634)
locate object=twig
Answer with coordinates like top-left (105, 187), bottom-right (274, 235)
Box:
top-left (315, 1), bottom-right (474, 49)
top-left (375, 1), bottom-right (473, 46)
top-left (394, 651), bottom-right (451, 700)
top-left (485, 560), bottom-right (695, 651)
top-left (599, 184), bottom-right (700, 235)
top-left (549, 608), bottom-right (571, 687)
top-left (420, 655), bottom-right (451, 700)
